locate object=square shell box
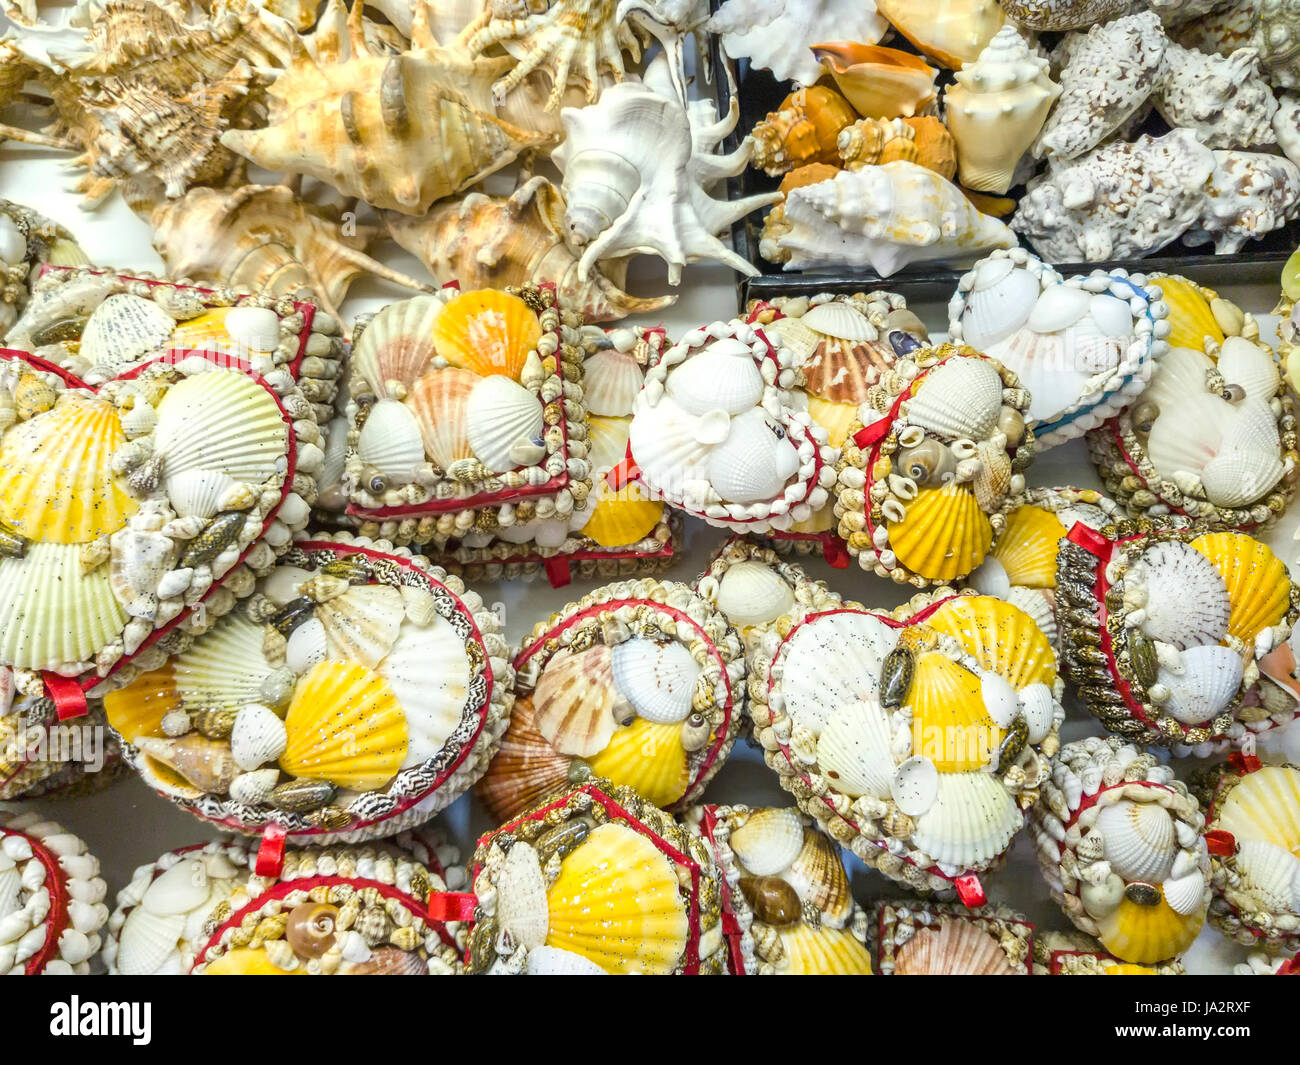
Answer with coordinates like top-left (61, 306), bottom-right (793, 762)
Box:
top-left (467, 781), bottom-right (731, 975)
top-left (7, 264), bottom-right (345, 424)
top-left (873, 900), bottom-right (1034, 975)
top-left (342, 285), bottom-right (592, 549)
top-left (103, 531), bottom-right (512, 845)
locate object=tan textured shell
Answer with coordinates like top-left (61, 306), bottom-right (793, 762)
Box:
top-left (383, 177), bottom-right (673, 324)
top-left (221, 1), bottom-right (553, 215)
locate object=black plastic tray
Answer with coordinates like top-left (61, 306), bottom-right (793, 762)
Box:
top-left (703, 13), bottom-right (1299, 311)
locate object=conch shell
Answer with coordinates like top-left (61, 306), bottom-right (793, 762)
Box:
top-left (811, 43), bottom-right (938, 120)
top-left (999, 0), bottom-right (1138, 31)
top-left (1152, 42), bottom-right (1279, 151)
top-left (750, 86), bottom-right (859, 177)
top-left (382, 176), bottom-right (674, 323)
top-left (875, 0), bottom-right (1005, 69)
top-left (838, 116), bottom-right (957, 180)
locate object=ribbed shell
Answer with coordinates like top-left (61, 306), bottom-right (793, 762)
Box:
top-left (887, 483), bottom-right (993, 583)
top-left (780, 610), bottom-right (899, 735)
top-left (351, 294), bottom-right (445, 399)
top-left (1096, 800), bottom-right (1177, 884)
top-left (104, 663), bottom-right (178, 742)
top-left (894, 919), bottom-right (1015, 974)
top-left (581, 481), bottom-right (664, 548)
top-left (465, 374), bottom-right (545, 473)
top-left (905, 355), bottom-right (1002, 440)
top-left (779, 924), bottom-right (873, 974)
top-left (405, 367), bottom-right (476, 469)
top-left (533, 645), bottom-right (624, 758)
top-left (909, 653), bottom-right (1000, 772)
top-left (431, 289), bottom-right (541, 380)
top-left (730, 808), bottom-right (805, 876)
top-left (477, 697), bottom-right (573, 823)
top-left (1096, 894), bottom-right (1204, 965)
top-left (990, 503), bottom-right (1066, 589)
top-left (1134, 540), bottom-right (1231, 650)
top-left (585, 717), bottom-right (690, 808)
top-left (926, 594), bottom-right (1057, 689)
top-left (583, 349), bottom-right (644, 417)
top-left (315, 584), bottom-right (404, 670)
top-left (378, 614), bottom-right (471, 770)
top-left (1190, 533), bottom-right (1292, 646)
top-left (173, 614), bottom-right (276, 712)
top-left (1152, 275), bottom-right (1224, 353)
top-left (816, 697), bottom-right (896, 797)
top-left (1217, 766), bottom-right (1300, 851)
top-left (910, 770), bottom-right (1021, 869)
top-left (154, 370), bottom-right (288, 484)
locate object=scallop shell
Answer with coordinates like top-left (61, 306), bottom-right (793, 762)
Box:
top-left (432, 289), bottom-right (542, 381)
top-left (533, 646), bottom-right (627, 759)
top-left (351, 294), bottom-right (445, 399)
top-left (1199, 446), bottom-right (1287, 510)
top-left (230, 702), bottom-right (288, 772)
top-left (806, 395), bottom-right (860, 447)
top-left (1236, 840), bottom-right (1300, 913)
top-left (1095, 800), bottom-right (1177, 884)
top-left (909, 654), bottom-right (999, 771)
top-left (166, 469), bottom-right (238, 521)
top-left (887, 484), bottom-right (994, 584)
top-left (892, 754), bottom-right (941, 817)
top-left (706, 409), bottom-right (802, 504)
top-left (1193, 533), bottom-right (1292, 646)
top-left (894, 919), bottom-right (1015, 974)
top-left (1163, 869), bottom-right (1208, 918)
top-left (154, 369), bottom-right (289, 485)
top-left (778, 924), bottom-right (873, 975)
top-left (477, 698), bottom-right (573, 823)
top-left (585, 718), bottom-right (689, 808)
top-left (1218, 336), bottom-right (1282, 405)
top-left (313, 584), bottom-right (403, 670)
top-left (627, 395), bottom-right (720, 487)
top-left (201, 948), bottom-right (300, 975)
top-left (609, 638), bottom-right (699, 725)
top-left (665, 346), bottom-right (765, 417)
top-left (586, 414), bottom-right (632, 475)
top-left (780, 611), bottom-right (899, 735)
top-left (1133, 540), bottom-right (1230, 650)
top-left (405, 367), bottom-right (476, 470)
top-left (497, 842), bottom-right (548, 951)
top-left (104, 664), bottom-right (178, 742)
top-left (1155, 644), bottom-right (1242, 726)
top-left (730, 808), bottom-right (805, 876)
top-left (1153, 276), bottom-right (1225, 353)
top-left (782, 827), bottom-right (853, 925)
top-left (1095, 893), bottom-right (1203, 965)
top-left (716, 561), bottom-right (796, 629)
top-left (525, 945), bottom-right (609, 975)
top-left (813, 698), bottom-right (897, 799)
top-left (279, 660), bottom-right (408, 791)
top-left (1146, 394), bottom-right (1281, 491)
top-left (1217, 766), bottom-right (1300, 851)
top-left (580, 481), bottom-right (664, 549)
top-left (990, 504), bottom-right (1066, 589)
top-left (173, 614), bottom-right (277, 713)
top-left (583, 349), bottom-right (644, 417)
top-left (0, 542), bottom-right (127, 672)
top-left (910, 770), bottom-right (1021, 869)
top-left (905, 354), bottom-right (1003, 441)
top-left (926, 595), bottom-right (1058, 690)
top-left (116, 905), bottom-right (186, 975)
top-left (378, 614), bottom-right (471, 770)
top-left (957, 256), bottom-right (1045, 350)
top-left (0, 395), bottom-right (136, 543)
top-left (465, 375), bottom-right (545, 473)
top-left (544, 822), bottom-right (688, 975)
top-left (356, 398), bottom-right (425, 481)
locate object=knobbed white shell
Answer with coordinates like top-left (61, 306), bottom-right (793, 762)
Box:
top-left (465, 374), bottom-right (544, 473)
top-left (610, 637), bottom-right (700, 725)
top-left (716, 561), bottom-right (795, 628)
top-left (1095, 800), bottom-right (1177, 884)
top-left (728, 807), bottom-right (804, 876)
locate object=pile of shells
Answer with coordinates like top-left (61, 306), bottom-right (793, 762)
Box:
top-left (0, 682), bottom-right (121, 801)
top-left (0, 199), bottom-right (87, 337)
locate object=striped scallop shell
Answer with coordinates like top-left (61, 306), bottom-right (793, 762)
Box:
top-left (778, 924), bottom-right (873, 974)
top-left (1236, 840), bottom-right (1300, 913)
top-left (154, 369), bottom-right (288, 485)
top-left (532, 645), bottom-right (626, 758)
top-left (782, 828), bottom-right (853, 926)
top-left (990, 503), bottom-right (1066, 589)
top-left (405, 368), bottom-right (477, 470)
top-left (1216, 766), bottom-right (1300, 851)
top-left (477, 698), bottom-right (573, 822)
top-left (908, 654), bottom-right (999, 772)
top-left (431, 289), bottom-right (542, 381)
top-left (351, 294), bottom-right (446, 399)
top-left (1133, 540), bottom-right (1230, 650)
top-left (609, 637), bottom-right (699, 725)
top-left (894, 919), bottom-right (1015, 975)
top-left (314, 584), bottom-right (404, 670)
top-left (172, 613), bottom-right (277, 712)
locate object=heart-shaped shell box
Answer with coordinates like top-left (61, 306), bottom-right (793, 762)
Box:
top-left (686, 804), bottom-right (873, 975)
top-left (1055, 519), bottom-right (1300, 751)
top-left (833, 343), bottom-right (1034, 586)
top-left (748, 584), bottom-right (1064, 899)
top-left (7, 264), bottom-right (346, 424)
top-left (948, 250), bottom-right (1170, 450)
top-left (0, 810), bottom-right (107, 975)
top-left (467, 780), bottom-right (731, 975)
top-left (0, 345), bottom-right (317, 709)
top-left (873, 901), bottom-right (1033, 975)
top-left (435, 326), bottom-right (678, 586)
top-left (623, 317), bottom-right (838, 534)
top-left (1086, 275), bottom-right (1297, 533)
top-left (0, 683), bottom-right (122, 800)
top-left (1030, 737), bottom-right (1210, 966)
top-left (343, 285), bottom-right (592, 550)
top-left (965, 486), bottom-right (1123, 649)
top-left (0, 199), bottom-right (86, 336)
top-left (102, 833), bottom-right (467, 975)
top-left (477, 578), bottom-right (745, 822)
top-left (1194, 759), bottom-right (1300, 954)
top-left (1033, 930), bottom-right (1185, 975)
top-left (104, 531), bottom-right (512, 843)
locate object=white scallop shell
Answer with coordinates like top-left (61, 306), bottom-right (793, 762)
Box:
top-left (905, 356), bottom-right (1002, 441)
top-left (1095, 800), bottom-right (1176, 883)
top-left (173, 614), bottom-right (278, 710)
top-left (583, 349), bottom-right (645, 416)
top-left (224, 307), bottom-right (280, 353)
top-left (140, 858), bottom-right (210, 917)
top-left (628, 394), bottom-right (719, 486)
top-left (357, 398), bottom-right (425, 481)
top-left (910, 771), bottom-right (1021, 869)
top-left (380, 614), bottom-right (472, 769)
top-left (525, 945), bottom-right (609, 975)
top-left (800, 300), bottom-right (877, 342)
top-left (666, 349), bottom-right (765, 416)
top-left (706, 409), bottom-right (800, 504)
top-left (80, 293), bottom-right (174, 375)
top-left (230, 702), bottom-right (288, 772)
top-left (1155, 644), bottom-right (1243, 726)
top-left (1133, 540), bottom-right (1230, 649)
top-left (729, 807), bottom-right (804, 876)
top-left (1163, 868), bottom-right (1207, 917)
top-left (716, 561), bottom-right (795, 629)
top-left (465, 375), bottom-right (545, 473)
top-left (285, 617), bottom-right (328, 674)
top-left (960, 257), bottom-right (1042, 350)
top-left (1147, 394), bottom-right (1280, 487)
top-left (891, 755), bottom-right (939, 817)
top-left (1218, 336), bottom-right (1281, 404)
top-left (1027, 284), bottom-right (1092, 334)
top-left (1088, 293), bottom-right (1135, 338)
top-left (1141, 346), bottom-right (1213, 414)
top-left (816, 698), bottom-right (896, 800)
top-left (967, 556), bottom-right (1012, 599)
top-left (166, 469), bottom-right (238, 520)
top-left (1017, 681), bottom-right (1056, 744)
top-left (609, 637), bottom-right (699, 725)
top-left (116, 906), bottom-right (186, 975)
top-left (1199, 446), bottom-right (1286, 508)
top-left (1237, 839), bottom-right (1300, 913)
top-left (315, 584), bottom-right (404, 670)
top-left (0, 863), bottom-right (19, 922)
top-left (496, 842), bottom-right (548, 950)
top-left (780, 611), bottom-right (899, 735)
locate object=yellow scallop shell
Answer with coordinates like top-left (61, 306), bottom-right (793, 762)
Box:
top-left (104, 663), bottom-right (179, 742)
top-left (1190, 533), bottom-right (1292, 646)
top-left (1102, 962), bottom-right (1161, 975)
top-left (279, 660), bottom-right (408, 791)
top-left (887, 483), bottom-right (992, 582)
top-left (778, 924), bottom-right (873, 974)
top-left (431, 289), bottom-right (542, 381)
top-left (202, 948), bottom-right (305, 975)
top-left (990, 504), bottom-right (1066, 589)
top-left (807, 396), bottom-right (860, 448)
top-left (0, 394), bottom-right (136, 543)
top-left (545, 822), bottom-right (689, 975)
top-left (581, 479), bottom-right (664, 548)
top-left (1152, 275), bottom-right (1224, 353)
top-left (586, 415), bottom-right (631, 475)
top-left (926, 594), bottom-right (1057, 688)
top-left (1096, 893), bottom-right (1204, 965)
top-left (1216, 765), bottom-right (1300, 850)
top-left (909, 652), bottom-right (1000, 772)
top-left (171, 308), bottom-right (231, 349)
top-left (585, 716), bottom-right (690, 808)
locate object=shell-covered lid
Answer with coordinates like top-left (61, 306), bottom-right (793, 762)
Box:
top-left (102, 833), bottom-right (467, 975)
top-left (468, 780), bottom-right (730, 975)
top-left (104, 531), bottom-right (512, 842)
top-left (1056, 517), bottom-right (1300, 750)
top-left (0, 809), bottom-right (107, 975)
top-left (1032, 736), bottom-right (1209, 965)
top-left (874, 900), bottom-right (1033, 974)
top-left (750, 583), bottom-right (1064, 895)
top-left (478, 577), bottom-right (745, 822)
top-left (0, 678), bottom-right (121, 800)
top-left (687, 804), bottom-right (872, 975)
top-left (835, 342), bottom-right (1033, 586)
top-left (343, 285), bottom-right (591, 549)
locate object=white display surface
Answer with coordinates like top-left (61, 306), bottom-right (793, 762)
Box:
top-left (2, 137), bottom-right (1296, 973)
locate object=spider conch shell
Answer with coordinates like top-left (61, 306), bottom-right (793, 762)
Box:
top-left (221, 0), bottom-right (553, 215)
top-left (150, 184), bottom-right (431, 323)
top-left (812, 43), bottom-right (939, 120)
top-left (553, 53), bottom-right (780, 285)
top-left (875, 0), bottom-right (1005, 69)
top-left (761, 161), bottom-right (1017, 277)
top-left (944, 26), bottom-right (1060, 195)
top-left (1152, 42), bottom-right (1279, 151)
top-left (382, 176), bottom-right (674, 323)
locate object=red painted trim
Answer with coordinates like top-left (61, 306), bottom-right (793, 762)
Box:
top-left (2, 828), bottom-right (70, 974)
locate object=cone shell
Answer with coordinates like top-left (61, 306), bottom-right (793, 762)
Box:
top-left (991, 504), bottom-right (1066, 589)
top-left (730, 808), bottom-right (805, 876)
top-left (0, 395), bottom-right (135, 543)
top-left (586, 717), bottom-right (690, 808)
top-left (477, 697), bottom-right (572, 823)
top-left (887, 484), bottom-right (993, 584)
top-left (105, 663), bottom-right (178, 742)
top-left (926, 595), bottom-right (1058, 689)
top-left (1096, 893), bottom-right (1204, 964)
top-left (533, 646), bottom-right (625, 758)
top-left (1153, 276), bottom-right (1224, 353)
top-left (279, 660), bottom-right (408, 791)
top-left (352, 294), bottom-right (444, 399)
top-left (1190, 533), bottom-right (1292, 646)
top-left (544, 822), bottom-right (689, 975)
top-left (909, 654), bottom-right (1000, 771)
top-left (779, 924), bottom-right (873, 974)
top-left (432, 289), bottom-right (541, 381)
top-left (1095, 800), bottom-right (1177, 884)
top-left (405, 367), bottom-right (476, 469)
top-left (1217, 766), bottom-right (1300, 851)
top-left (895, 919), bottom-right (1015, 974)
top-left (154, 370), bottom-right (288, 485)
top-left (910, 770), bottom-right (1021, 869)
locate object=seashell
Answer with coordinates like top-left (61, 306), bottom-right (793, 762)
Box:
top-left (708, 0), bottom-right (888, 86)
top-left (887, 484), bottom-right (993, 584)
top-left (432, 289), bottom-right (542, 382)
top-left (136, 734), bottom-right (239, 797)
top-left (351, 295), bottom-right (446, 400)
top-left (750, 86), bottom-right (859, 176)
top-left (610, 638), bottom-right (699, 726)
top-left (379, 613), bottom-right (471, 770)
top-left (221, 8), bottom-right (552, 215)
top-left (497, 842), bottom-right (549, 951)
top-left (1095, 891), bottom-right (1204, 964)
top-left (778, 924), bottom-right (874, 974)
top-left (706, 409), bottom-right (801, 504)
top-left (1133, 540), bottom-right (1231, 650)
top-left (583, 349), bottom-right (645, 417)
top-left (279, 660), bottom-right (407, 791)
top-left (0, 395), bottom-right (135, 544)
top-left (1154, 644), bottom-right (1243, 726)
top-left (12, 371), bottom-right (57, 421)
top-left (104, 665), bottom-right (179, 742)
top-left (780, 610), bottom-right (899, 735)
top-left (1096, 801), bottom-right (1177, 884)
top-left (739, 875), bottom-right (802, 926)
top-left (285, 902), bottom-right (337, 959)
top-left (944, 26), bottom-right (1060, 195)
top-left (202, 948), bottom-right (304, 975)
top-left (1190, 533), bottom-right (1292, 646)
top-left (783, 828), bottom-right (853, 925)
top-left (544, 822), bottom-right (688, 975)
top-left (716, 561), bottom-right (795, 629)
top-left (464, 375), bottom-right (545, 474)
top-left (141, 857), bottom-right (210, 917)
top-left (116, 905), bottom-right (186, 975)
top-left (812, 43), bottom-right (938, 120)
top-left (154, 368), bottom-right (289, 486)
top-left (957, 255), bottom-right (1047, 351)
top-left (665, 344), bottom-right (765, 417)
top-left (908, 654), bottom-right (998, 771)
top-left (404, 367), bottom-right (476, 471)
top-left (171, 615), bottom-right (277, 714)
top-left (1199, 447), bottom-right (1287, 510)
top-left (1218, 766), bottom-right (1300, 863)
top-left (79, 293), bottom-right (174, 376)
top-left (230, 768), bottom-right (279, 805)
top-left (910, 770), bottom-right (1021, 868)
top-left (891, 755), bottom-right (941, 818)
top-left (1217, 336), bottom-right (1282, 406)
top-left (895, 919), bottom-right (1015, 974)
top-left (729, 808), bottom-right (805, 876)
top-left (477, 698), bottom-right (573, 823)
top-left (585, 717), bottom-right (689, 808)
top-left (1152, 275), bottom-right (1225, 353)
top-left (166, 470), bottom-right (237, 521)
top-left (230, 702), bottom-right (288, 772)
top-left (763, 162), bottom-right (1016, 275)
top-left (579, 479), bottom-right (664, 548)
top-left (990, 503), bottom-right (1065, 590)
top-left (356, 399), bottom-right (425, 482)
top-left (1153, 41), bottom-right (1278, 151)
top-left (876, 0), bottom-right (1005, 68)
top-left (533, 646), bottom-right (627, 759)
top-left (525, 945), bottom-right (608, 976)
top-left (1001, 0), bottom-right (1141, 31)
top-left (1236, 840), bottom-right (1300, 913)
top-left (906, 354), bottom-right (1003, 441)
top-left (926, 595), bottom-right (1058, 690)
top-left (628, 395), bottom-right (726, 487)
top-left (1193, 150), bottom-right (1300, 256)
top-left (312, 584), bottom-right (403, 670)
